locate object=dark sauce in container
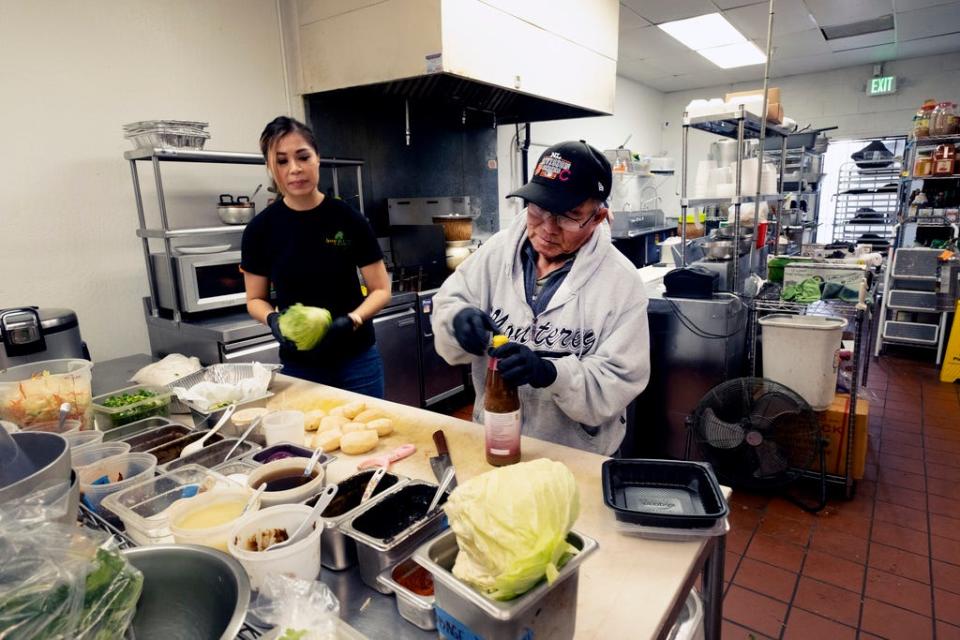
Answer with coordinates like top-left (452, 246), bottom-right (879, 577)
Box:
top-left (307, 470), bottom-right (400, 518)
top-left (256, 468), bottom-right (320, 492)
top-left (352, 484), bottom-right (448, 540)
top-left (148, 432), bottom-right (223, 464)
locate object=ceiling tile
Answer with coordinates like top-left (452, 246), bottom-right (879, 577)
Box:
top-left (804, 0), bottom-right (893, 26)
top-left (827, 30), bottom-right (895, 52)
top-left (896, 31), bottom-right (960, 58)
top-left (767, 28), bottom-right (829, 59)
top-left (723, 0), bottom-right (818, 38)
top-left (616, 58), bottom-right (674, 83)
top-left (648, 72), bottom-right (728, 92)
top-left (619, 4), bottom-right (652, 30)
top-left (770, 52), bottom-right (843, 76)
top-left (711, 0), bottom-right (766, 8)
top-left (644, 50), bottom-right (718, 74)
top-left (621, 0), bottom-right (719, 24)
top-left (892, 0), bottom-right (958, 9)
top-left (830, 44), bottom-right (898, 66)
top-left (617, 24), bottom-right (696, 60)
top-left (896, 3), bottom-right (960, 41)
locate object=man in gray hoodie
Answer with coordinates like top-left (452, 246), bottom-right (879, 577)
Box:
top-left (432, 140), bottom-right (650, 456)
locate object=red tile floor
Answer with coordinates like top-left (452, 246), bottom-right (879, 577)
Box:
top-left (441, 356), bottom-right (960, 639)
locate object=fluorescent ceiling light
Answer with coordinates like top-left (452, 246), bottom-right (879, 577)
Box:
top-left (658, 12), bottom-right (767, 68)
top-left (658, 13), bottom-right (747, 50)
top-left (698, 41), bottom-right (767, 69)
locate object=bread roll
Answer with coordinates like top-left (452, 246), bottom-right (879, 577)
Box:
top-left (341, 422), bottom-right (370, 433)
top-left (304, 409), bottom-right (327, 431)
top-left (366, 418), bottom-right (394, 437)
top-left (340, 429), bottom-right (379, 455)
top-left (313, 429), bottom-right (342, 452)
top-left (353, 409), bottom-right (385, 423)
top-left (319, 415), bottom-right (350, 432)
top-left (340, 401), bottom-right (366, 420)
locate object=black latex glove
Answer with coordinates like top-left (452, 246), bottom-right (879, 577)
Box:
top-left (452, 307), bottom-right (496, 356)
top-left (318, 315), bottom-right (355, 347)
top-left (267, 312), bottom-right (296, 350)
top-left (489, 342), bottom-right (557, 389)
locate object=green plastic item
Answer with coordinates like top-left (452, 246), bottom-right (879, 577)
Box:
top-left (782, 276), bottom-right (823, 303)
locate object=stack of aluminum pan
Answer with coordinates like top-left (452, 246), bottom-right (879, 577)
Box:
top-left (123, 119), bottom-right (210, 150)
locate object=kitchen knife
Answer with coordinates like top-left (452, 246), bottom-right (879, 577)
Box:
top-left (429, 429), bottom-right (457, 489)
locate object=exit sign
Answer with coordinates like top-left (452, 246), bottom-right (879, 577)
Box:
top-left (867, 75), bottom-right (897, 96)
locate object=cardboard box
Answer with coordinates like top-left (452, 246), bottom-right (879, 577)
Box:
top-left (725, 88), bottom-right (784, 123)
top-left (814, 393), bottom-right (868, 479)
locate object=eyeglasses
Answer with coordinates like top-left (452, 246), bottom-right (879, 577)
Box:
top-left (527, 203), bottom-right (601, 231)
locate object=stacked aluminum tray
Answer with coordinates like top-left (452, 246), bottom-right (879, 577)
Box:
top-left (123, 119), bottom-right (210, 150)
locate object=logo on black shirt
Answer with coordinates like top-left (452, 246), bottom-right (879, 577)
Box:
top-left (326, 231), bottom-right (349, 247)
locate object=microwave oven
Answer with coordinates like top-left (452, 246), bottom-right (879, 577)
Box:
top-left (150, 251), bottom-right (247, 314)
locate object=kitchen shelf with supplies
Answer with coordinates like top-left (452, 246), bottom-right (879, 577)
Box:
top-left (126, 146), bottom-right (365, 322)
top-left (679, 106), bottom-right (791, 292)
top-left (832, 162), bottom-right (901, 245)
top-left (748, 286), bottom-right (874, 500)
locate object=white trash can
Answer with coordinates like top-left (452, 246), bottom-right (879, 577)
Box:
top-left (758, 314), bottom-right (847, 410)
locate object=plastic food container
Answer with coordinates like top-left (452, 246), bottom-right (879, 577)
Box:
top-left (377, 556), bottom-right (437, 630)
top-left (22, 418), bottom-right (82, 434)
top-left (308, 469), bottom-right (406, 570)
top-left (213, 459), bottom-right (261, 486)
top-left (414, 529), bottom-right (598, 640)
top-left (261, 410), bottom-right (305, 446)
top-left (63, 430), bottom-right (104, 452)
top-left (124, 424), bottom-right (193, 452)
top-left (247, 442), bottom-right (334, 467)
top-left (101, 464), bottom-right (243, 545)
top-left (169, 487), bottom-right (258, 551)
top-left (0, 358), bottom-right (93, 429)
top-left (601, 459), bottom-right (728, 529)
top-left (78, 452), bottom-right (157, 512)
top-left (247, 457), bottom-right (325, 507)
top-left (227, 504), bottom-right (323, 591)
top-left (340, 481), bottom-right (450, 593)
top-left (161, 438), bottom-right (261, 474)
top-left (71, 441), bottom-right (132, 470)
top-left (92, 384), bottom-right (173, 429)
top-left (101, 416), bottom-right (178, 441)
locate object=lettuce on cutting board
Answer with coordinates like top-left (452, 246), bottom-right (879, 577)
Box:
top-left (443, 458), bottom-right (580, 601)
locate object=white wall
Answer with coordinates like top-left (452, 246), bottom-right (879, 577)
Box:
top-left (658, 53), bottom-right (960, 216)
top-left (0, 1), bottom-right (292, 362)
top-left (495, 75), bottom-right (665, 229)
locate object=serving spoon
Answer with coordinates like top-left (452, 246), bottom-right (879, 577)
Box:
top-left (427, 465), bottom-right (456, 514)
top-left (179, 404), bottom-right (235, 458)
top-left (264, 484), bottom-right (338, 552)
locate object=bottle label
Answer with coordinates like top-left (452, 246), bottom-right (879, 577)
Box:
top-left (484, 409), bottom-right (520, 456)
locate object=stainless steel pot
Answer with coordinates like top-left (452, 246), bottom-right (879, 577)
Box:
top-left (0, 431), bottom-right (72, 506)
top-left (705, 233), bottom-right (753, 259)
top-left (123, 544), bottom-right (251, 640)
top-left (217, 194), bottom-right (255, 225)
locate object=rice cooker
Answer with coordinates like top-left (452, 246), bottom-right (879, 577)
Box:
top-left (0, 307), bottom-right (89, 369)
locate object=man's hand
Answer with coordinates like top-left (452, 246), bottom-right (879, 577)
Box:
top-left (489, 342), bottom-right (557, 388)
top-left (267, 312), bottom-right (296, 350)
top-left (453, 308), bottom-right (496, 356)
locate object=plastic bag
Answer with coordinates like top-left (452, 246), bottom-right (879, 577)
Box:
top-left (0, 501), bottom-right (143, 639)
top-left (250, 575), bottom-right (358, 640)
top-left (131, 354), bottom-right (201, 387)
top-left (171, 363), bottom-right (272, 412)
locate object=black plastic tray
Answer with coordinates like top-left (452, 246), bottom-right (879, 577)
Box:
top-left (601, 459), bottom-right (728, 529)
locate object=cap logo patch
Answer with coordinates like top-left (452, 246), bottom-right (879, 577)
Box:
top-left (535, 152), bottom-right (573, 182)
top-left (598, 182), bottom-right (604, 192)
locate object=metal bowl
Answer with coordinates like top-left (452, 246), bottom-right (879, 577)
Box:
top-left (122, 544), bottom-right (251, 640)
top-left (0, 431), bottom-right (71, 505)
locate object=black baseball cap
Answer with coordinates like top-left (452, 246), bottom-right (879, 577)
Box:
top-left (507, 140), bottom-right (612, 214)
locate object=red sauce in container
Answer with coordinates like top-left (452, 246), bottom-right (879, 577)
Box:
top-left (392, 559), bottom-right (434, 596)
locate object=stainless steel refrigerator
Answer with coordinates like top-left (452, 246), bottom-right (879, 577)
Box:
top-left (416, 290), bottom-right (466, 407)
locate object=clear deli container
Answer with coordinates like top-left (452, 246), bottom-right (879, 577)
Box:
top-left (145, 431), bottom-right (225, 465)
top-left (377, 556), bottom-right (437, 630)
top-left (161, 438), bottom-right (261, 474)
top-left (100, 464), bottom-right (242, 545)
top-left (304, 469), bottom-right (408, 571)
top-left (71, 442), bottom-right (132, 470)
top-left (227, 504), bottom-right (323, 592)
top-left (339, 481), bottom-right (450, 593)
top-left (414, 529), bottom-right (599, 640)
top-left (0, 358), bottom-right (93, 429)
top-left (101, 416), bottom-right (180, 441)
top-left (92, 384), bottom-right (173, 430)
top-left (78, 452), bottom-right (158, 512)
top-left (168, 487), bottom-right (258, 552)
top-left (63, 430), bottom-right (104, 452)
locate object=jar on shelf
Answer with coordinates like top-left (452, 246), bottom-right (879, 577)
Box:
top-left (931, 102), bottom-right (956, 137)
top-left (914, 99), bottom-right (937, 138)
top-left (933, 144), bottom-right (957, 176)
top-left (948, 103), bottom-right (960, 135)
top-left (914, 153), bottom-right (934, 177)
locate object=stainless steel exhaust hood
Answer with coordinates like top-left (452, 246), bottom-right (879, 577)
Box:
top-left (297, 0), bottom-right (618, 124)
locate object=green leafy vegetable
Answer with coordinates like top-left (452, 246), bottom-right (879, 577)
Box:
top-left (278, 304), bottom-right (333, 351)
top-left (279, 629), bottom-right (308, 640)
top-left (443, 458), bottom-right (580, 601)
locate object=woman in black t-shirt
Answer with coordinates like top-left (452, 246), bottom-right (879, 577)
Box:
top-left (241, 116), bottom-right (392, 397)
